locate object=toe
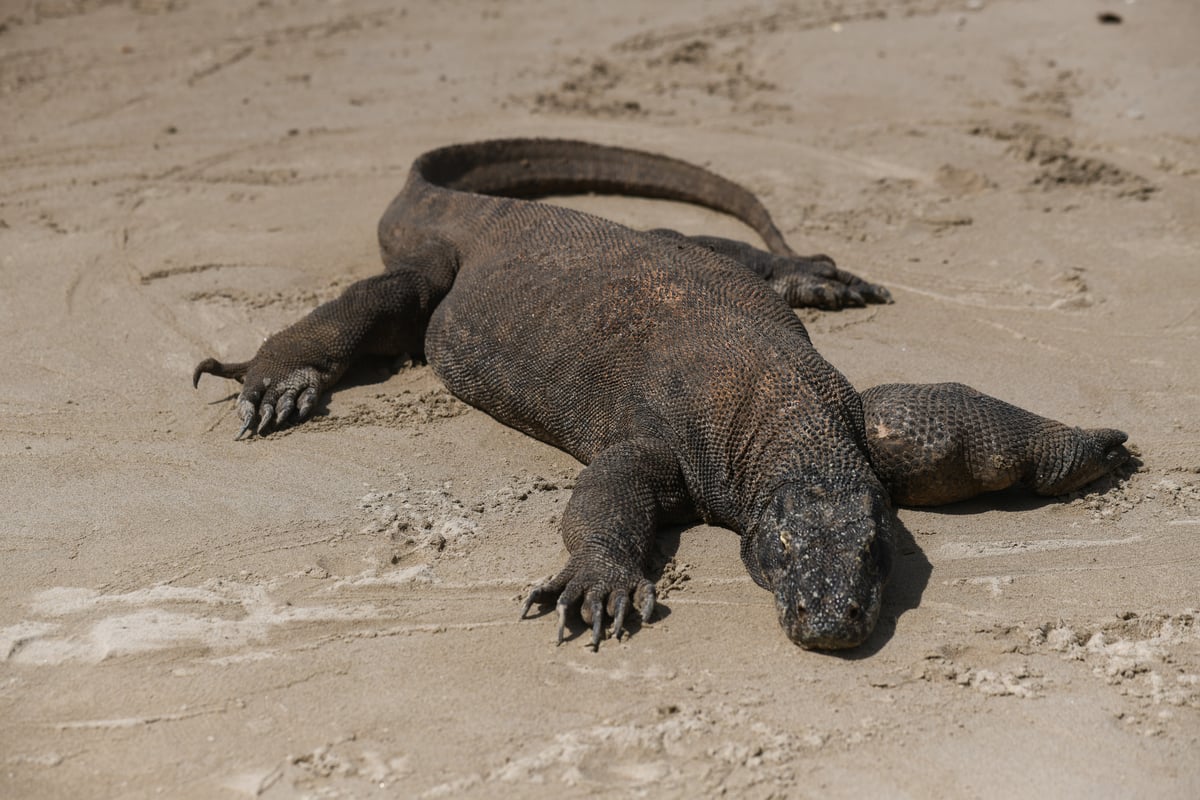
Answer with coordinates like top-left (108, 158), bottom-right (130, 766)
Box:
top-left (590, 603), bottom-right (604, 650)
top-left (611, 595), bottom-right (629, 641)
top-left (635, 581), bottom-right (656, 623)
top-left (297, 387), bottom-right (319, 419)
top-left (235, 398), bottom-right (258, 440)
top-left (256, 403), bottom-right (275, 435)
top-left (275, 390), bottom-right (297, 425)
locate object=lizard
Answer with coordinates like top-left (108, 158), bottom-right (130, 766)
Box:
top-left (193, 138), bottom-right (1130, 651)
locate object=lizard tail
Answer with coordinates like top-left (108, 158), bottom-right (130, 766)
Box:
top-left (411, 138), bottom-right (796, 256)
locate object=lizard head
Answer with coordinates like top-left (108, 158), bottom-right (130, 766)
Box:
top-left (744, 481), bottom-right (893, 650)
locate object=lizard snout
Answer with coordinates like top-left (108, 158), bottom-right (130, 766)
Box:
top-left (777, 581), bottom-right (880, 651)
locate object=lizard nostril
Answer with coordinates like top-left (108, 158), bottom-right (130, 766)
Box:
top-left (846, 602), bottom-right (861, 621)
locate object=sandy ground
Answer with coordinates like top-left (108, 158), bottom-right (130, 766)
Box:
top-left (2, 0), bottom-right (1198, 797)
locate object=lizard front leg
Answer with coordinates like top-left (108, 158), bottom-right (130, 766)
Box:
top-left (860, 382), bottom-right (1129, 506)
top-left (521, 437), bottom-right (694, 649)
top-left (194, 269), bottom-right (437, 438)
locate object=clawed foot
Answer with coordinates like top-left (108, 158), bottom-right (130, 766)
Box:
top-left (646, 229), bottom-right (889, 309)
top-left (520, 557), bottom-right (656, 650)
top-left (1036, 427), bottom-right (1131, 496)
top-left (771, 253), bottom-right (892, 310)
top-left (193, 352), bottom-right (333, 439)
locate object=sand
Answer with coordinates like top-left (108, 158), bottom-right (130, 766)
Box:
top-left (2, 0), bottom-right (1198, 797)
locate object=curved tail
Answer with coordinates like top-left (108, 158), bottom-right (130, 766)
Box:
top-left (411, 138), bottom-right (796, 256)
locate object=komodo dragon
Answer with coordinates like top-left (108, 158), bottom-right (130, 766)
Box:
top-left (193, 139), bottom-right (1130, 651)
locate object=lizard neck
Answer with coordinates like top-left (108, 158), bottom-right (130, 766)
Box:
top-left (719, 359), bottom-right (873, 534)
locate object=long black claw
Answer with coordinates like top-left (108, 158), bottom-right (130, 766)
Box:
top-left (641, 590), bottom-right (656, 625)
top-left (297, 387), bottom-right (318, 420)
top-left (193, 357), bottom-right (250, 386)
top-left (235, 415), bottom-right (255, 441)
top-left (612, 595), bottom-right (629, 642)
top-left (556, 602), bottom-right (567, 645)
top-left (276, 391), bottom-right (296, 425)
top-left (589, 598), bottom-right (604, 650)
top-left (519, 590), bottom-right (539, 620)
top-left (256, 404), bottom-right (274, 435)
top-left (192, 359), bottom-right (215, 388)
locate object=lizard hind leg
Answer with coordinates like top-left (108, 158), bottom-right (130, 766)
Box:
top-left (647, 229), bottom-right (892, 309)
top-left (861, 382), bottom-right (1129, 507)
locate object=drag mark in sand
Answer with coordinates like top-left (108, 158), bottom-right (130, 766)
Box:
top-left (1, 580), bottom-right (387, 666)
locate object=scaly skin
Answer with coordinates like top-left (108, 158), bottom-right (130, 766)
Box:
top-left (194, 139), bottom-right (1130, 651)
top-left (861, 383), bottom-right (1129, 506)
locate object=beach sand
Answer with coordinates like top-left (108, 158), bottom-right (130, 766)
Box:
top-left (2, 1), bottom-right (1198, 796)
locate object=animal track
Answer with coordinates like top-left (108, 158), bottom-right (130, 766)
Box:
top-left (969, 122), bottom-right (1156, 199)
top-left (355, 472), bottom-right (572, 561)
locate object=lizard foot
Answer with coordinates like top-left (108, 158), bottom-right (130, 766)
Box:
top-left (194, 353), bottom-right (333, 439)
top-left (770, 254), bottom-right (892, 310)
top-left (1034, 427), bottom-right (1130, 496)
top-left (520, 556), bottom-right (656, 650)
